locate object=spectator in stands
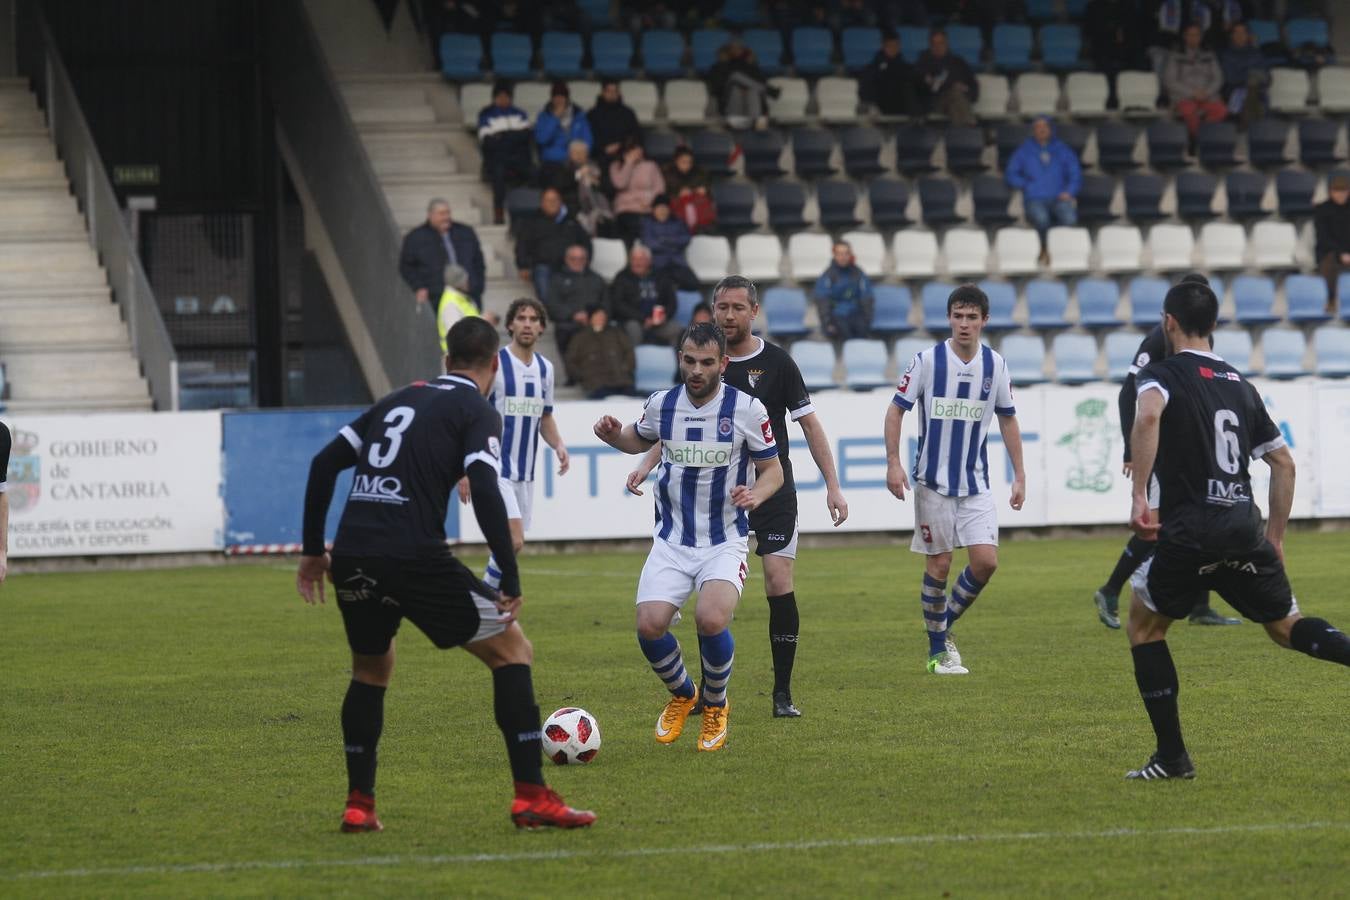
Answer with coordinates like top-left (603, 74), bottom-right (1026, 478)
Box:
top-left (690, 301), bottom-right (713, 325)
top-left (1314, 175), bottom-right (1350, 315)
top-left (514, 186), bottom-right (591, 302)
top-left (1084, 0), bottom-right (1145, 106)
top-left (564, 304), bottom-right (637, 399)
top-left (812, 241), bottom-right (875, 341)
top-left (589, 79), bottom-right (642, 168)
top-left (399, 197), bottom-right (485, 309)
top-left (546, 243), bottom-right (607, 365)
top-left (1220, 21), bottom-right (1269, 129)
top-left (535, 81), bottom-right (593, 186)
top-left (609, 137), bottom-right (666, 246)
top-left (477, 81), bottom-right (534, 226)
top-left (1005, 116), bottom-right (1082, 262)
top-left (640, 195), bottom-right (698, 290)
top-left (861, 29), bottom-right (922, 117)
top-left (665, 146), bottom-right (716, 234)
top-left (708, 38), bottom-right (779, 130)
top-left (915, 29), bottom-right (979, 127)
top-left (608, 243), bottom-right (682, 346)
top-left (1163, 23), bottom-right (1226, 141)
top-left (435, 264), bottom-right (481, 353)
top-left (557, 139), bottom-right (612, 236)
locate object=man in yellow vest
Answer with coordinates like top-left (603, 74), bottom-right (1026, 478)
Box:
top-left (437, 264), bottom-right (481, 353)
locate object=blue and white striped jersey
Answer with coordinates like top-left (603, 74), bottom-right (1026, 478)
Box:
top-left (489, 347), bottom-right (555, 482)
top-left (892, 340), bottom-right (1016, 497)
top-left (635, 382), bottom-right (778, 548)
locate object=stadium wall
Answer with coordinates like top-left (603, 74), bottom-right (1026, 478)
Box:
top-left (4, 380), bottom-right (1348, 558)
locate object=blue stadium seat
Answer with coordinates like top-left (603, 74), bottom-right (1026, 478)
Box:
top-left (1026, 0), bottom-right (1056, 21)
top-left (896, 124), bottom-right (940, 175)
top-left (674, 290), bottom-right (702, 325)
top-left (1052, 332), bottom-right (1098, 383)
top-left (1129, 276), bottom-right (1168, 326)
top-left (591, 31), bottom-right (634, 78)
top-left (1233, 275), bottom-right (1280, 325)
top-left (744, 29), bottom-right (786, 76)
top-left (944, 126), bottom-right (987, 174)
top-left (710, 181), bottom-right (757, 232)
top-left (1039, 24), bottom-right (1083, 71)
top-left (992, 24), bottom-right (1034, 72)
top-left (490, 33), bottom-right (533, 79)
top-left (1247, 118), bottom-right (1291, 167)
top-left (791, 27), bottom-right (834, 76)
top-left (1105, 330), bottom-right (1140, 380)
top-left (1027, 280), bottom-right (1071, 329)
top-left (1146, 120), bottom-right (1188, 169)
top-left (972, 175), bottom-right (1015, 227)
top-left (721, 0), bottom-right (760, 26)
top-left (1064, 0), bottom-right (1089, 15)
top-left (643, 131), bottom-right (678, 163)
top-left (641, 30), bottom-right (685, 78)
top-left (763, 287), bottom-right (812, 339)
top-left (918, 177), bottom-right (963, 226)
top-left (1341, 273), bottom-right (1350, 319)
top-left (791, 340), bottom-right (838, 390)
top-left (894, 337), bottom-right (936, 375)
top-left (1001, 334), bottom-right (1048, 384)
top-left (1225, 171), bottom-right (1268, 219)
top-left (1299, 119), bottom-right (1342, 167)
top-left (1176, 171), bottom-right (1218, 219)
top-left (871, 285), bottom-right (915, 335)
top-left (1076, 174), bottom-right (1116, 224)
top-left (792, 127), bottom-right (837, 177)
top-left (1123, 174), bottom-right (1166, 222)
top-left (818, 180), bottom-right (862, 230)
top-left (1314, 326), bottom-right (1350, 377)
top-left (1077, 278), bottom-right (1123, 327)
top-left (1096, 121), bottom-right (1140, 171)
top-left (869, 178), bottom-right (912, 229)
top-left (635, 345), bottom-right (677, 393)
top-left (1262, 328), bottom-right (1307, 379)
top-left (1285, 18), bottom-right (1330, 49)
top-left (541, 31), bottom-right (584, 78)
top-left (691, 29), bottom-right (731, 73)
top-left (898, 27), bottom-right (929, 64)
top-left (1248, 19), bottom-right (1280, 48)
top-left (841, 126), bottom-right (886, 177)
top-left (1276, 169), bottom-right (1317, 218)
top-left (741, 129), bottom-right (786, 178)
top-left (1285, 274), bottom-right (1332, 323)
top-left (576, 0), bottom-right (611, 26)
top-left (691, 130), bottom-right (736, 176)
top-left (842, 27), bottom-right (881, 73)
top-left (996, 122), bottom-right (1031, 170)
top-left (978, 280), bottom-right (1018, 331)
top-left (843, 339), bottom-right (891, 390)
top-left (1212, 329), bottom-right (1255, 376)
top-left (945, 25), bottom-right (983, 68)
top-left (440, 34), bottom-right (484, 80)
top-left (922, 281), bottom-right (958, 331)
top-left (765, 179), bottom-right (810, 231)
top-left (1198, 121), bottom-right (1239, 169)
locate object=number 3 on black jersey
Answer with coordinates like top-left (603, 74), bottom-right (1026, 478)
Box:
top-left (368, 406), bottom-right (415, 468)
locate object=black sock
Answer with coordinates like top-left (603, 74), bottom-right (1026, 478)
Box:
top-left (341, 680), bottom-right (386, 796)
top-left (1289, 617), bottom-right (1350, 666)
top-left (493, 664), bottom-right (544, 787)
top-left (1131, 640), bottom-right (1186, 760)
top-left (1103, 536), bottom-right (1156, 597)
top-left (767, 592), bottom-right (799, 696)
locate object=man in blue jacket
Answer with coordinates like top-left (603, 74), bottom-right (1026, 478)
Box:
top-left (812, 241), bottom-right (874, 341)
top-left (1005, 116), bottom-right (1082, 262)
top-left (535, 82), bottom-right (593, 185)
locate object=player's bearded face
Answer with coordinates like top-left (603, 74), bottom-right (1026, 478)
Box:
top-left (511, 311), bottom-right (541, 346)
top-left (680, 343), bottom-right (727, 400)
top-left (713, 291), bottom-right (756, 343)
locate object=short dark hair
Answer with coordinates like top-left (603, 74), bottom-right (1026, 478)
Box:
top-left (1163, 280), bottom-right (1219, 337)
top-left (492, 79), bottom-right (513, 98)
top-left (600, 77), bottom-right (620, 89)
top-left (1179, 272), bottom-right (1210, 286)
top-left (506, 297), bottom-right (547, 333)
top-left (691, 301), bottom-right (713, 318)
top-left (947, 283), bottom-right (989, 317)
top-left (711, 274), bottom-right (759, 307)
top-left (679, 321), bottom-right (727, 357)
top-left (446, 317), bottom-right (500, 369)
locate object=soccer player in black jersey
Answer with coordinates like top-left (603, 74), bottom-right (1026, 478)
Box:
top-left (1093, 274), bottom-right (1239, 629)
top-left (296, 317), bottom-right (595, 831)
top-left (627, 275), bottom-right (849, 717)
top-left (1123, 279), bottom-right (1350, 780)
top-left (0, 421), bottom-right (9, 585)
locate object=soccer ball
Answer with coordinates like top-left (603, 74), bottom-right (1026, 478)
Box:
top-left (542, 707), bottom-right (601, 765)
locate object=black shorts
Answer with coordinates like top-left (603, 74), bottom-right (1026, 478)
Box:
top-left (1143, 539), bottom-right (1296, 624)
top-left (750, 490), bottom-right (798, 557)
top-left (329, 554), bottom-right (504, 655)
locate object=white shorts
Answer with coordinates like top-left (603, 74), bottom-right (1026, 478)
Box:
top-left (910, 483), bottom-right (999, 554)
top-left (1129, 554), bottom-right (1153, 607)
top-left (636, 537), bottom-right (750, 607)
top-left (498, 477), bottom-right (534, 530)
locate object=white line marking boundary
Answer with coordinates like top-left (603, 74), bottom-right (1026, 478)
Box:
top-left (7, 820), bottom-right (1347, 881)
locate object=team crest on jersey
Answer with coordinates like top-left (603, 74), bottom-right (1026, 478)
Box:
top-left (747, 368), bottom-right (764, 388)
top-left (488, 436), bottom-right (501, 458)
top-left (718, 416), bottom-right (733, 437)
top-left (982, 376), bottom-right (993, 393)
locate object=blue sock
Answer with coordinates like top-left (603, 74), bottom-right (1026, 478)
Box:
top-left (638, 632), bottom-right (695, 698)
top-left (922, 574), bottom-right (948, 656)
top-left (947, 566), bottom-right (986, 626)
top-left (698, 628), bottom-right (735, 707)
top-left (483, 554), bottom-right (502, 591)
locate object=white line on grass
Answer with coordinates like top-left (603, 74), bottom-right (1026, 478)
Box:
top-left (7, 820), bottom-right (1347, 882)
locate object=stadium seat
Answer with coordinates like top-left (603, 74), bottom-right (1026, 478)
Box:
top-left (620, 80), bottom-right (658, 124)
top-left (1055, 121), bottom-right (1091, 160)
top-left (974, 73), bottom-right (1012, 119)
top-left (505, 186), bottom-right (540, 224)
top-left (1014, 73), bottom-right (1060, 116)
top-left (1047, 226), bottom-right (1092, 274)
top-left (1148, 223), bottom-right (1194, 271)
top-left (1262, 328), bottom-right (1307, 378)
top-left (842, 27), bottom-right (881, 73)
top-left (895, 336), bottom-right (935, 373)
top-left (843, 230), bottom-right (886, 278)
top-left (1116, 70), bottom-right (1160, 116)
top-left (1212, 329), bottom-right (1255, 376)
top-left (1316, 67), bottom-right (1350, 114)
top-left (1198, 222), bottom-right (1247, 270)
top-left (440, 34), bottom-right (484, 80)
top-left (1176, 171), bottom-right (1218, 218)
top-left (994, 227), bottom-right (1041, 276)
top-left (635, 345), bottom-right (677, 393)
top-left (870, 284), bottom-right (915, 335)
top-left (691, 28), bottom-right (730, 73)
top-left (734, 234), bottom-right (784, 281)
top-left (1276, 169), bottom-right (1318, 219)
top-left (843, 339), bottom-right (891, 390)
top-left (972, 175), bottom-right (1015, 227)
top-left (766, 180), bottom-right (809, 230)
top-left (490, 33), bottom-right (533, 78)
top-left (762, 286), bottom-right (811, 338)
top-left (818, 180), bottom-right (862, 230)
top-left (640, 30), bottom-right (685, 78)
top-left (767, 77), bottom-right (810, 123)
top-left (996, 122), bottom-right (1031, 170)
top-left (1285, 274), bottom-right (1332, 323)
top-left (643, 130), bottom-right (678, 163)
top-left (1314, 325), bottom-right (1350, 377)
top-left (816, 77), bottom-right (861, 124)
top-left (791, 27), bottom-right (835, 77)
top-left (591, 237), bottom-right (627, 280)
top-left (458, 82), bottom-right (492, 126)
top-left (1197, 122), bottom-right (1239, 169)
top-left (691, 129), bottom-right (735, 176)
top-left (1224, 171), bottom-right (1268, 219)
top-left (577, 0), bottom-right (610, 25)
top-left (1052, 332), bottom-right (1098, 383)
top-left (566, 79), bottom-right (601, 111)
top-left (1096, 121), bottom-right (1141, 171)
top-left (1233, 275), bottom-right (1279, 325)
top-left (741, 129), bottom-right (786, 178)
top-left (898, 27), bottom-right (929, 64)
top-left (1247, 118), bottom-right (1292, 167)
top-left (1077, 278), bottom-right (1124, 327)
top-left (1298, 119), bottom-right (1342, 167)
top-left (921, 281), bottom-right (957, 330)
top-left (841, 126), bottom-right (886, 177)
top-left (918, 177), bottom-right (963, 226)
top-left (744, 29), bottom-right (785, 75)
top-left (980, 280), bottom-right (1019, 331)
top-left (674, 290), bottom-right (701, 325)
top-left (946, 24), bottom-right (984, 68)
top-left (515, 81), bottom-right (552, 115)
top-left (786, 233), bottom-right (833, 281)
top-left (791, 340), bottom-right (839, 390)
top-left (686, 235), bottom-right (731, 281)
top-left (1250, 221), bottom-right (1299, 269)
top-left (1285, 18), bottom-right (1330, 51)
top-left (1105, 330), bottom-right (1140, 379)
top-left (943, 228), bottom-right (991, 278)
top-left (541, 31), bottom-right (584, 78)
top-left (1027, 279), bottom-right (1071, 328)
top-left (792, 128), bottom-right (837, 177)
top-left (1123, 173), bottom-right (1166, 222)
top-left (1247, 18), bottom-right (1279, 48)
top-left (665, 80), bottom-right (710, 125)
top-left (1026, 0), bottom-right (1056, 20)
top-left (992, 24), bottom-right (1034, 72)
top-left (1129, 276), bottom-right (1168, 326)
top-left (1001, 334), bottom-right (1049, 384)
top-left (944, 126), bottom-right (987, 174)
top-left (1040, 24), bottom-right (1084, 71)
top-left (1146, 120), bottom-right (1188, 169)
top-left (896, 124), bottom-right (940, 175)
top-left (1098, 225), bottom-right (1143, 273)
top-left (1269, 68), bottom-right (1311, 113)
top-left (869, 178), bottom-right (912, 229)
top-left (1076, 174), bottom-right (1117, 223)
top-left (711, 182), bottom-right (757, 232)
top-left (1065, 72), bottom-right (1109, 116)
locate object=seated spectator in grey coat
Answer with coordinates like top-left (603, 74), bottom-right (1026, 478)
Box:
top-left (606, 244), bottom-right (682, 346)
top-left (546, 244), bottom-right (608, 367)
top-left (564, 304), bottom-right (637, 399)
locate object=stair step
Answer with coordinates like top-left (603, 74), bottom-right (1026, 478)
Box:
top-left (338, 72), bottom-right (444, 86)
top-left (0, 108), bottom-right (45, 129)
top-left (7, 375), bottom-right (149, 402)
top-left (1, 350), bottom-right (141, 379)
top-left (0, 269), bottom-right (107, 289)
top-left (348, 104), bottom-right (438, 125)
top-left (2, 396), bottom-right (154, 413)
top-left (0, 304), bottom-right (122, 328)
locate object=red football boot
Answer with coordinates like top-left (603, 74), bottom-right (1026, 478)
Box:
top-left (510, 782), bottom-right (596, 830)
top-left (340, 789), bottom-right (383, 833)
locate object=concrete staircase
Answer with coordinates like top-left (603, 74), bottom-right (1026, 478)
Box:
top-left (0, 78), bottom-right (151, 413)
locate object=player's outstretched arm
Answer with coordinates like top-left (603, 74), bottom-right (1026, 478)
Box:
top-left (798, 412), bottom-right (848, 526)
top-left (997, 413), bottom-right (1026, 511)
top-left (540, 412), bottom-right (570, 475)
top-left (593, 415), bottom-right (655, 455)
top-left (732, 456), bottom-right (784, 511)
top-left (627, 442), bottom-right (663, 495)
top-left (884, 403), bottom-right (910, 501)
top-left (297, 436), bottom-right (359, 604)
top-left (1263, 445), bottom-right (1296, 561)
top-left (1128, 390), bottom-right (1165, 538)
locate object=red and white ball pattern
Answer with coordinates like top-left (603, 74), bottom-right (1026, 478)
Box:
top-left (542, 707), bottom-right (601, 765)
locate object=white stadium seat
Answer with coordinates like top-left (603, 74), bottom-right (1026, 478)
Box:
top-left (841, 230), bottom-right (887, 278)
top-left (1116, 71), bottom-right (1159, 116)
top-left (786, 232), bottom-right (834, 280)
top-left (1064, 73), bottom-right (1109, 116)
top-left (994, 226), bottom-right (1042, 276)
top-left (1250, 221), bottom-right (1299, 269)
top-left (1014, 73), bottom-right (1060, 116)
top-left (590, 237), bottom-right (627, 280)
top-left (974, 73), bottom-right (1011, 119)
top-left (1046, 226), bottom-right (1091, 274)
top-left (686, 234), bottom-right (732, 281)
top-left (1316, 67), bottom-right (1350, 114)
top-left (734, 233), bottom-right (784, 281)
top-left (1147, 223), bottom-right (1194, 271)
top-left (620, 80), bottom-right (659, 124)
top-left (460, 83), bottom-right (492, 127)
top-left (893, 229), bottom-right (939, 278)
top-left (1268, 67), bottom-right (1311, 113)
top-left (1198, 222), bottom-right (1247, 270)
top-left (1097, 224), bottom-right (1143, 273)
top-left (664, 80), bottom-right (710, 125)
top-left (816, 77), bottom-right (860, 124)
top-left (767, 77), bottom-right (810, 123)
top-left (943, 228), bottom-right (991, 277)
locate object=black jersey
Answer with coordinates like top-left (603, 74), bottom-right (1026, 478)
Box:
top-left (1118, 326), bottom-right (1167, 458)
top-left (1136, 350), bottom-right (1284, 553)
top-left (723, 337), bottom-right (814, 493)
top-left (332, 374), bottom-right (501, 559)
top-left (0, 422), bottom-right (10, 494)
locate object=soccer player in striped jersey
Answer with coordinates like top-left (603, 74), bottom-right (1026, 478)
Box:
top-left (885, 284), bottom-right (1027, 675)
top-left (594, 322), bottom-right (784, 752)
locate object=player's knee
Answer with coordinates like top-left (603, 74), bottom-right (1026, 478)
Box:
top-left (695, 609), bottom-right (731, 634)
top-left (636, 619), bottom-right (668, 642)
top-left (1263, 617), bottom-right (1295, 648)
top-left (972, 558), bottom-right (997, 582)
top-left (927, 558), bottom-right (952, 581)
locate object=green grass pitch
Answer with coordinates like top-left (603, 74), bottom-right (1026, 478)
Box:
top-left (3, 533), bottom-right (1347, 897)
